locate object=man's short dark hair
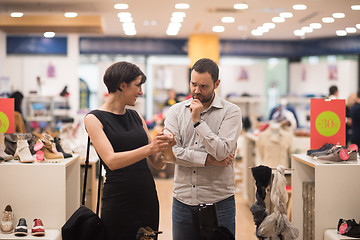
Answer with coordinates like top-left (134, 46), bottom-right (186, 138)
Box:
top-left (191, 58), bottom-right (219, 84)
top-left (103, 61), bottom-right (146, 93)
top-left (329, 85), bottom-right (338, 95)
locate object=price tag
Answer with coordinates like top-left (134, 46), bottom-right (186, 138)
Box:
top-left (310, 99), bottom-right (345, 149)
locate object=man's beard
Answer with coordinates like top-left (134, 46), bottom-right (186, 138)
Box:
top-left (192, 92), bottom-right (214, 103)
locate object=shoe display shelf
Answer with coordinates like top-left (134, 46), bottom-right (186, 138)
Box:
top-left (324, 229), bottom-right (357, 240)
top-left (292, 154), bottom-right (360, 240)
top-left (0, 229), bottom-right (60, 240)
top-left (0, 154), bottom-right (80, 238)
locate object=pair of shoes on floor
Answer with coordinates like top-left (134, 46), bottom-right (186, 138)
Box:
top-left (14, 218), bottom-right (46, 236)
top-left (136, 226), bottom-right (162, 240)
top-left (315, 144), bottom-right (358, 162)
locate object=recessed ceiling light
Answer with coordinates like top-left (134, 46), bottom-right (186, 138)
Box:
top-left (346, 27), bottom-right (357, 33)
top-left (294, 30), bottom-right (305, 36)
top-left (351, 5), bottom-right (360, 10)
top-left (64, 12), bottom-right (78, 18)
top-left (237, 25), bottom-right (248, 31)
top-left (10, 12), bottom-right (23, 17)
top-left (302, 26), bottom-right (313, 33)
top-left (151, 20), bottom-right (157, 26)
top-left (114, 3), bottom-right (129, 10)
top-left (257, 26), bottom-right (269, 33)
top-left (171, 16), bottom-right (184, 22)
top-left (292, 4), bottom-right (307, 10)
top-left (322, 17), bottom-right (334, 23)
top-left (117, 12), bottom-right (131, 18)
top-left (221, 17), bottom-right (235, 23)
top-left (172, 12), bottom-right (186, 18)
top-left (234, 4), bottom-right (248, 10)
top-left (272, 17), bottom-right (285, 23)
top-left (280, 12), bottom-right (293, 18)
top-left (212, 26), bottom-right (225, 32)
top-left (332, 13), bottom-right (345, 18)
top-left (175, 3), bottom-right (190, 9)
top-left (44, 32), bottom-right (55, 38)
top-left (310, 23), bottom-right (322, 29)
top-left (356, 24), bottom-right (360, 29)
top-left (251, 29), bottom-right (263, 36)
top-left (263, 23), bottom-right (275, 29)
top-left (336, 30), bottom-right (347, 36)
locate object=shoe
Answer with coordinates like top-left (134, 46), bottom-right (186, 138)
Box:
top-left (14, 218), bottom-right (28, 236)
top-left (316, 147), bottom-right (356, 162)
top-left (1, 205), bottom-right (14, 234)
top-left (54, 137), bottom-right (72, 158)
top-left (311, 145), bottom-right (343, 157)
top-left (0, 156), bottom-right (3, 163)
top-left (338, 144), bottom-right (359, 161)
top-left (307, 143), bottom-right (334, 156)
top-left (31, 218), bottom-right (45, 236)
top-left (14, 138), bottom-right (35, 163)
top-left (0, 133), bottom-right (13, 161)
top-left (136, 227), bottom-right (156, 240)
top-left (338, 218), bottom-right (360, 237)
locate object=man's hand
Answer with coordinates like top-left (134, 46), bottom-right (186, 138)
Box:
top-left (205, 153), bottom-right (234, 167)
top-left (189, 99), bottom-right (204, 124)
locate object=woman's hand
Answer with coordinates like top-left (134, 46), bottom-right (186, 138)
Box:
top-left (150, 132), bottom-right (170, 154)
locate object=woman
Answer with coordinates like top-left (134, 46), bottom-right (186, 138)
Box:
top-left (84, 61), bottom-right (173, 240)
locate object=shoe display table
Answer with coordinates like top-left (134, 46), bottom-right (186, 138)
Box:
top-left (324, 229), bottom-right (358, 240)
top-left (0, 155), bottom-right (80, 231)
top-left (0, 229), bottom-right (60, 240)
top-left (292, 154), bottom-right (360, 240)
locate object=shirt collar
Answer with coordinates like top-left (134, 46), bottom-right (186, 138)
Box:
top-left (184, 93), bottom-right (223, 110)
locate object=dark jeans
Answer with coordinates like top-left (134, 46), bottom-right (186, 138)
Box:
top-left (172, 196), bottom-right (235, 240)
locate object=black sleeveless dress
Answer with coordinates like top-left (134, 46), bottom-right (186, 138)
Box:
top-left (89, 109), bottom-right (159, 240)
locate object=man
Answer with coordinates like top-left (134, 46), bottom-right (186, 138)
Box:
top-left (164, 58), bottom-right (242, 240)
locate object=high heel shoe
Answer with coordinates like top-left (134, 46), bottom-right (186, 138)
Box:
top-left (14, 137), bottom-right (35, 163)
top-left (54, 137), bottom-right (72, 158)
top-left (0, 133), bottom-right (13, 161)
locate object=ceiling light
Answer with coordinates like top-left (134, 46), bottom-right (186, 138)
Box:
top-left (336, 30), bottom-right (347, 36)
top-left (263, 23), bottom-right (275, 29)
top-left (251, 29), bottom-right (263, 36)
top-left (44, 32), bottom-right (55, 38)
top-left (351, 5), bottom-right (360, 10)
top-left (280, 12), bottom-right (293, 18)
top-left (346, 27), bottom-right (357, 33)
top-left (294, 30), bottom-right (305, 36)
top-left (221, 17), bottom-right (235, 23)
top-left (171, 16), bottom-right (184, 22)
top-left (292, 4), bottom-right (307, 10)
top-left (114, 3), bottom-right (129, 9)
top-left (322, 17), bottom-right (334, 23)
top-left (117, 12), bottom-right (131, 18)
top-left (257, 26), bottom-right (269, 32)
top-left (237, 25), bottom-right (248, 31)
top-left (169, 22), bottom-right (182, 29)
top-left (310, 23), bottom-right (322, 29)
top-left (357, 24), bottom-right (360, 29)
top-left (332, 13), bottom-right (345, 18)
top-left (234, 4), bottom-right (248, 10)
top-left (272, 17), bottom-right (285, 23)
top-left (64, 12), bottom-right (78, 18)
top-left (212, 26), bottom-right (225, 32)
top-left (175, 3), bottom-right (190, 9)
top-left (124, 29), bottom-right (136, 36)
top-left (172, 12), bottom-right (186, 18)
top-left (119, 16), bottom-right (133, 22)
top-left (166, 28), bottom-right (179, 36)
top-left (151, 20), bottom-right (157, 26)
top-left (10, 12), bottom-right (23, 17)
top-left (302, 26), bottom-right (313, 33)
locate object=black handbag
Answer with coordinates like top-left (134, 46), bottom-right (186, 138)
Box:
top-left (62, 137), bottom-right (106, 240)
top-left (4, 133), bottom-right (36, 155)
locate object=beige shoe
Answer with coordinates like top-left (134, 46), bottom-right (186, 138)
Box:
top-left (0, 133), bottom-right (13, 161)
top-left (14, 139), bottom-right (35, 163)
top-left (40, 138), bottom-right (63, 163)
top-left (1, 205), bottom-right (14, 234)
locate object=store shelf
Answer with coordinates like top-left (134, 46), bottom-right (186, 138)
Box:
top-left (0, 155), bottom-right (80, 230)
top-left (0, 229), bottom-right (60, 240)
top-left (292, 154), bottom-right (360, 240)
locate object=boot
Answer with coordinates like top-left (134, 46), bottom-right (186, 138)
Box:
top-left (54, 137), bottom-right (72, 158)
top-left (14, 138), bottom-right (35, 163)
top-left (0, 133), bottom-right (13, 161)
top-left (39, 136), bottom-right (63, 163)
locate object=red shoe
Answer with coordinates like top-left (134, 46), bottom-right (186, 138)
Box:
top-left (31, 219), bottom-right (45, 236)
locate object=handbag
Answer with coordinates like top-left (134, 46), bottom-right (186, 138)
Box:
top-left (4, 133), bottom-right (36, 155)
top-left (62, 137), bottom-right (106, 240)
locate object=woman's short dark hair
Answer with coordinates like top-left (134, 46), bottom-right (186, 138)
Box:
top-left (103, 61), bottom-right (146, 93)
top-left (191, 58), bottom-right (219, 84)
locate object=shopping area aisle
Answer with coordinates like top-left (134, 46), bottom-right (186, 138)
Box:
top-left (155, 178), bottom-right (257, 240)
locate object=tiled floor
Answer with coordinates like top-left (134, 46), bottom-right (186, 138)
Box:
top-left (155, 178), bottom-right (258, 240)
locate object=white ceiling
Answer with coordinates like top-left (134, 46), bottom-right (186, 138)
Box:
top-left (0, 0), bottom-right (359, 40)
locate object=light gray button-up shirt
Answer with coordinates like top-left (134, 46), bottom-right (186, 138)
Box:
top-left (164, 94), bottom-right (242, 206)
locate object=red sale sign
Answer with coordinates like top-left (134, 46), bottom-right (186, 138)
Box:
top-left (310, 98), bottom-right (345, 149)
top-left (0, 98), bottom-right (14, 133)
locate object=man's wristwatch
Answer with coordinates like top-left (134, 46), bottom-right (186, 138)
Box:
top-left (194, 120), bottom-right (201, 128)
